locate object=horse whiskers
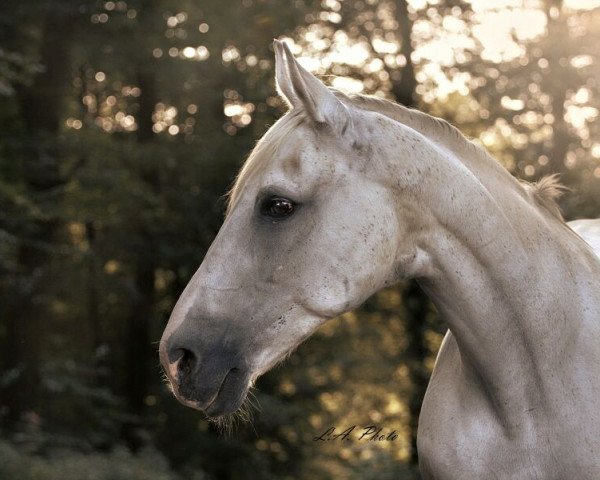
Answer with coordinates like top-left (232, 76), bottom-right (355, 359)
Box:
top-left (160, 371), bottom-right (175, 394)
top-left (206, 414), bottom-right (233, 436)
top-left (246, 387), bottom-right (262, 413)
top-left (206, 388), bottom-right (261, 436)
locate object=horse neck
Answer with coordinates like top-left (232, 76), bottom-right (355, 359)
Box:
top-left (395, 133), bottom-right (600, 429)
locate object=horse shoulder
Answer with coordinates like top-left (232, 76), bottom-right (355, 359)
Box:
top-left (418, 331), bottom-right (501, 479)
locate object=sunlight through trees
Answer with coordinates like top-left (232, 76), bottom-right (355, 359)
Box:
top-left (1, 0), bottom-right (599, 478)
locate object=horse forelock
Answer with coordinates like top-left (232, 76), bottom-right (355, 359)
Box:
top-left (226, 110), bottom-right (305, 215)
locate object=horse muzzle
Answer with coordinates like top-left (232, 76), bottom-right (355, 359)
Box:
top-left (160, 337), bottom-right (251, 417)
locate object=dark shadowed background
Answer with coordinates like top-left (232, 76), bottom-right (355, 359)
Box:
top-left (1, 0), bottom-right (599, 478)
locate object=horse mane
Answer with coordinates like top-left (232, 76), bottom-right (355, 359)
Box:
top-left (342, 92), bottom-right (483, 159)
top-left (340, 92), bottom-right (566, 221)
top-left (520, 174), bottom-right (568, 220)
top-left (227, 88), bottom-right (566, 221)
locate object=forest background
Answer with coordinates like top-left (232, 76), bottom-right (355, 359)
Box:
top-left (1, 0), bottom-right (599, 478)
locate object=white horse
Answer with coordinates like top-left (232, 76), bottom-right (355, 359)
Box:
top-left (160, 40), bottom-right (600, 479)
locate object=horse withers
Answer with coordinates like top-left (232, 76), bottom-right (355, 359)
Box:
top-left (160, 40), bottom-right (600, 479)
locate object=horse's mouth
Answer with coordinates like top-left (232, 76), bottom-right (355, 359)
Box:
top-left (172, 367), bottom-right (251, 419)
top-left (203, 388), bottom-right (248, 418)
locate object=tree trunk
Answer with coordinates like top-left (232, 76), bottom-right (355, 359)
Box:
top-left (121, 2), bottom-right (159, 450)
top-left (3, 9), bottom-right (73, 425)
top-left (86, 221), bottom-right (109, 387)
top-left (390, 1), bottom-right (430, 471)
top-left (402, 282), bottom-right (430, 469)
top-left (391, 0), bottom-right (417, 107)
top-left (542, 0), bottom-right (573, 176)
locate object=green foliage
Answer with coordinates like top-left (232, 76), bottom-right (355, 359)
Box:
top-left (0, 47), bottom-right (43, 96)
top-left (0, 441), bottom-right (201, 480)
top-left (0, 0), bottom-right (599, 478)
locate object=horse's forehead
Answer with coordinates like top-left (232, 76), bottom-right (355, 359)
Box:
top-left (272, 127), bottom-right (316, 162)
top-left (258, 127), bottom-right (335, 181)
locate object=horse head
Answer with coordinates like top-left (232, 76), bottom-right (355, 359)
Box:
top-left (158, 41), bottom-right (420, 418)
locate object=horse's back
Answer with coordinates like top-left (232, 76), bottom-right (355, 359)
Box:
top-left (568, 218), bottom-right (600, 258)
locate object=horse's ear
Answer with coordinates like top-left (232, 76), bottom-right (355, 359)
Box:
top-left (274, 40), bottom-right (301, 110)
top-left (273, 39), bottom-right (350, 131)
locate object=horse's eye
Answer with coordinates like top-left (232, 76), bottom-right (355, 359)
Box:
top-left (260, 197), bottom-right (296, 219)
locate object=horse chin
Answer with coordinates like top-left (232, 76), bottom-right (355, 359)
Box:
top-left (173, 381), bottom-right (251, 421)
top-left (174, 395), bottom-right (204, 412)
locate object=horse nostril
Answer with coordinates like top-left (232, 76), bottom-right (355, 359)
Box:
top-left (167, 347), bottom-right (184, 364)
top-left (176, 348), bottom-right (196, 378)
top-left (165, 345), bottom-right (197, 381)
